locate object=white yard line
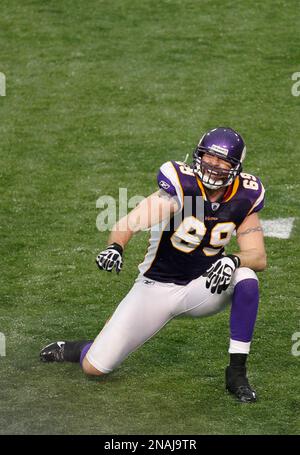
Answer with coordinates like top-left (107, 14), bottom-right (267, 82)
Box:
top-left (233, 218), bottom-right (295, 239)
top-left (260, 217), bottom-right (295, 239)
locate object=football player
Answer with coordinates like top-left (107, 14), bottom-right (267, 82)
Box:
top-left (40, 127), bottom-right (267, 403)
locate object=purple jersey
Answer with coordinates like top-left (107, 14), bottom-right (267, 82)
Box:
top-left (138, 161), bottom-right (265, 285)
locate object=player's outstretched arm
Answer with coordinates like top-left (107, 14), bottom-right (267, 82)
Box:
top-left (96, 190), bottom-right (179, 273)
top-left (235, 212), bottom-right (267, 272)
top-left (109, 189), bottom-right (178, 247)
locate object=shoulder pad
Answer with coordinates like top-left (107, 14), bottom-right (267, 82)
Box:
top-left (238, 172), bottom-right (265, 215)
top-left (157, 162), bottom-right (183, 209)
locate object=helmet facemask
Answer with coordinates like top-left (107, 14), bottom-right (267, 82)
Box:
top-left (193, 147), bottom-right (242, 190)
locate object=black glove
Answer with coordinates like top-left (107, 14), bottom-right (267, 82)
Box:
top-left (96, 243), bottom-right (123, 274)
top-left (204, 255), bottom-right (241, 294)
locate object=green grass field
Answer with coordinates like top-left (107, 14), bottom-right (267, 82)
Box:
top-left (1, 0), bottom-right (300, 435)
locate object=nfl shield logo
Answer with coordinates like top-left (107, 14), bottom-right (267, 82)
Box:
top-left (211, 202), bottom-right (220, 211)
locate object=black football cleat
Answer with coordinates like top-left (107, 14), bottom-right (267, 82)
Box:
top-left (225, 366), bottom-right (257, 403)
top-left (40, 341), bottom-right (66, 362)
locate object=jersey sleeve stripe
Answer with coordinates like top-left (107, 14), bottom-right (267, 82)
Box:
top-left (247, 183), bottom-right (265, 215)
top-left (169, 161), bottom-right (184, 210)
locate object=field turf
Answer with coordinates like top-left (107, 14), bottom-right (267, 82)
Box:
top-left (0, 0), bottom-right (300, 435)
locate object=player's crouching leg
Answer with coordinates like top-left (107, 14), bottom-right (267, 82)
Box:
top-left (230, 267), bottom-right (259, 354)
top-left (40, 339), bottom-right (109, 376)
top-left (226, 267), bottom-right (259, 403)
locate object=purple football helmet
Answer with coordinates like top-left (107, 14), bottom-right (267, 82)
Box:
top-left (193, 127), bottom-right (246, 189)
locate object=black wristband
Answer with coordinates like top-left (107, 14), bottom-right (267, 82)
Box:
top-left (227, 254), bottom-right (241, 268)
top-left (107, 243), bottom-right (124, 255)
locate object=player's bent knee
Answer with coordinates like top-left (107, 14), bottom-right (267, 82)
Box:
top-left (234, 267), bottom-right (258, 285)
top-left (82, 356), bottom-right (106, 377)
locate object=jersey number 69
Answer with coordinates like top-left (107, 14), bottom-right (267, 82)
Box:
top-left (171, 217), bottom-right (236, 255)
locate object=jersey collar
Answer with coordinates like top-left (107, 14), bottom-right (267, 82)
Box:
top-left (196, 176), bottom-right (207, 201)
top-left (196, 175), bottom-right (240, 203)
top-left (223, 176), bottom-right (240, 202)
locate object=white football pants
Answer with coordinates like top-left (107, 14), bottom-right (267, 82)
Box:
top-left (86, 267), bottom-right (257, 373)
